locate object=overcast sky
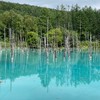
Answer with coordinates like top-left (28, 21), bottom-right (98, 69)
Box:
top-left (2, 0), bottom-right (100, 9)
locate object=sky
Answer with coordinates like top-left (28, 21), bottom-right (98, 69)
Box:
top-left (2, 0), bottom-right (100, 9)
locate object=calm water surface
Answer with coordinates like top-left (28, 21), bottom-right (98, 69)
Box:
top-left (0, 49), bottom-right (100, 100)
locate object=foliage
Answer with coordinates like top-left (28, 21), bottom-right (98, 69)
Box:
top-left (0, 1), bottom-right (100, 48)
top-left (46, 28), bottom-right (63, 47)
top-left (27, 32), bottom-right (40, 48)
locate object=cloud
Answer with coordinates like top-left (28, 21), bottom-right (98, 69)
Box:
top-left (2, 0), bottom-right (100, 9)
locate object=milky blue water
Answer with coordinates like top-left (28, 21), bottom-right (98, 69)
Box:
top-left (0, 49), bottom-right (100, 100)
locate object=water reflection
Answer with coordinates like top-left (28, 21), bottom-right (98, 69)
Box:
top-left (0, 49), bottom-right (100, 88)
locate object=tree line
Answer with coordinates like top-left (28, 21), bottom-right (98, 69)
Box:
top-left (0, 1), bottom-right (100, 48)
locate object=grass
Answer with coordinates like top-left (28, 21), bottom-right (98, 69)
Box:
top-left (0, 41), bottom-right (100, 50)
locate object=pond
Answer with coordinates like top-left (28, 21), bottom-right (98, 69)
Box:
top-left (0, 49), bottom-right (100, 100)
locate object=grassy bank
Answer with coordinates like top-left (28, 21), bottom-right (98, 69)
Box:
top-left (0, 41), bottom-right (100, 50)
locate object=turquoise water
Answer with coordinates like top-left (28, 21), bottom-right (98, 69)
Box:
top-left (0, 49), bottom-right (100, 100)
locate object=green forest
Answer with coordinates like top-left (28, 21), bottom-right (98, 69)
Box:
top-left (0, 1), bottom-right (100, 49)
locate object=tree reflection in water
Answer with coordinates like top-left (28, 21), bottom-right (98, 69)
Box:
top-left (0, 49), bottom-right (100, 87)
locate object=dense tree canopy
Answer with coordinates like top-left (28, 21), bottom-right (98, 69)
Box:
top-left (0, 1), bottom-right (100, 48)
top-left (47, 28), bottom-right (63, 47)
top-left (27, 32), bottom-right (40, 48)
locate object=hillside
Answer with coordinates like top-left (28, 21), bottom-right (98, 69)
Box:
top-left (0, 1), bottom-right (100, 48)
